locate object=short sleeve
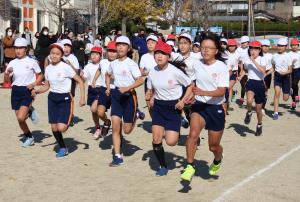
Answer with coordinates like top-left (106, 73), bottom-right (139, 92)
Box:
top-left (129, 60), bottom-right (141, 79)
top-left (287, 54), bottom-right (293, 66)
top-left (44, 67), bottom-right (49, 81)
top-left (32, 60), bottom-right (42, 74)
top-left (217, 64), bottom-right (229, 88)
top-left (107, 63), bottom-right (113, 74)
top-left (65, 64), bottom-right (76, 78)
top-left (139, 55), bottom-right (146, 69)
top-left (72, 56), bottom-right (80, 69)
top-left (175, 69), bottom-right (191, 87)
top-left (260, 57), bottom-right (267, 68)
top-left (146, 76), bottom-right (152, 89)
top-left (5, 61), bottom-right (13, 73)
top-left (82, 67), bottom-right (89, 79)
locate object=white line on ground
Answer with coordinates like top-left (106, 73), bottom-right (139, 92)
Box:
top-left (213, 144), bottom-right (300, 202)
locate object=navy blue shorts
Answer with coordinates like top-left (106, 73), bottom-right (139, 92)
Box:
top-left (11, 86), bottom-right (33, 110)
top-left (230, 71), bottom-right (238, 81)
top-left (191, 101), bottom-right (225, 131)
top-left (246, 79), bottom-right (266, 104)
top-left (152, 99), bottom-right (181, 132)
top-left (98, 86), bottom-right (111, 110)
top-left (111, 88), bottom-right (137, 123)
top-left (87, 86), bottom-right (101, 106)
top-left (48, 92), bottom-right (73, 125)
top-left (292, 68), bottom-right (300, 79)
top-left (264, 74), bottom-right (272, 89)
top-left (274, 72), bottom-right (291, 94)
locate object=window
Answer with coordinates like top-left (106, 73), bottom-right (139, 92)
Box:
top-left (10, 7), bottom-right (21, 31)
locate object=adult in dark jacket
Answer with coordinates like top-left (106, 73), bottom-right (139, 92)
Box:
top-left (135, 30), bottom-right (148, 62)
top-left (73, 34), bottom-right (85, 69)
top-left (35, 27), bottom-right (51, 73)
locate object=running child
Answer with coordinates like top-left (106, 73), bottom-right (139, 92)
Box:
top-left (289, 38), bottom-right (300, 110)
top-left (91, 41), bottom-right (118, 138)
top-left (146, 42), bottom-right (192, 176)
top-left (181, 36), bottom-right (229, 182)
top-left (272, 38), bottom-right (292, 120)
top-left (4, 38), bottom-right (43, 147)
top-left (243, 41), bottom-right (267, 136)
top-left (105, 36), bottom-right (144, 167)
top-left (32, 42), bottom-right (85, 157)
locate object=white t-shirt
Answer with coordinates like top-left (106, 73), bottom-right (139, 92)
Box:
top-left (190, 52), bottom-right (202, 60)
top-left (182, 54), bottom-right (200, 80)
top-left (227, 51), bottom-right (241, 71)
top-left (171, 52), bottom-right (183, 61)
top-left (63, 54), bottom-right (80, 70)
top-left (262, 52), bottom-right (273, 71)
top-left (6, 56), bottom-right (41, 86)
top-left (288, 51), bottom-right (300, 69)
top-left (108, 57), bottom-right (141, 88)
top-left (244, 56), bottom-right (267, 80)
top-left (83, 62), bottom-right (100, 86)
top-left (45, 61), bottom-right (76, 93)
top-left (100, 59), bottom-right (115, 88)
top-left (237, 47), bottom-right (249, 64)
top-left (139, 53), bottom-right (157, 74)
top-left (193, 60), bottom-right (229, 105)
top-left (272, 52), bottom-right (292, 73)
top-left (147, 64), bottom-right (191, 100)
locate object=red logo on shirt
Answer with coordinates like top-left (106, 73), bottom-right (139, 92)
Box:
top-left (168, 80), bottom-right (173, 86)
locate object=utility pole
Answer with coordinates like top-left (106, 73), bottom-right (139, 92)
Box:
top-left (91, 0), bottom-right (96, 37)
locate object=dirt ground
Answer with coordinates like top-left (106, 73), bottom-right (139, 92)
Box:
top-left (0, 76), bottom-right (299, 202)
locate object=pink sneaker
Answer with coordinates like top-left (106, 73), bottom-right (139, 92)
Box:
top-left (295, 96), bottom-right (299, 102)
top-left (291, 102), bottom-right (296, 110)
top-left (93, 128), bottom-right (102, 139)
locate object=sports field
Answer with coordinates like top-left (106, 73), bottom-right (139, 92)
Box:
top-left (0, 78), bottom-right (299, 202)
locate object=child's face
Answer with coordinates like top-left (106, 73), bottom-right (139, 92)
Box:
top-left (90, 52), bottom-right (101, 63)
top-left (117, 43), bottom-right (129, 58)
top-left (15, 47), bottom-right (27, 58)
top-left (50, 48), bottom-right (63, 64)
top-left (107, 50), bottom-right (118, 61)
top-left (64, 45), bottom-right (72, 56)
top-left (147, 40), bottom-right (157, 52)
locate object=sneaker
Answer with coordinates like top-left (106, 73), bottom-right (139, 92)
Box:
top-left (156, 167), bottom-right (168, 177)
top-left (70, 115), bottom-right (75, 127)
top-left (56, 148), bottom-right (68, 158)
top-left (208, 159), bottom-right (222, 176)
top-left (93, 127), bottom-right (102, 139)
top-left (296, 96), bottom-right (299, 103)
top-left (273, 113), bottom-right (279, 120)
top-left (101, 120), bottom-right (111, 137)
top-left (255, 125), bottom-right (263, 136)
top-left (181, 117), bottom-right (189, 129)
top-left (291, 102), bottom-right (296, 110)
top-left (109, 155), bottom-right (124, 167)
top-left (244, 112), bottom-right (252, 124)
top-left (181, 164), bottom-right (195, 181)
top-left (22, 137), bottom-right (34, 148)
top-left (29, 106), bottom-right (39, 124)
top-left (136, 109), bottom-right (145, 120)
top-left (238, 98), bottom-right (244, 106)
top-left (262, 109), bottom-right (266, 116)
top-left (232, 90), bottom-right (237, 102)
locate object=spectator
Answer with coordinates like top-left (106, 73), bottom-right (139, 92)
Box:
top-left (104, 30), bottom-right (116, 48)
top-left (194, 31), bottom-right (201, 43)
top-left (135, 30), bottom-right (148, 62)
top-left (32, 32), bottom-right (39, 50)
top-left (35, 26), bottom-right (51, 73)
top-left (94, 34), bottom-right (102, 47)
top-left (73, 34), bottom-right (85, 68)
top-left (88, 28), bottom-right (94, 44)
top-left (21, 27), bottom-right (32, 48)
top-left (3, 27), bottom-right (16, 68)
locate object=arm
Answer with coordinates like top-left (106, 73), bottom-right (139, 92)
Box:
top-left (27, 73), bottom-right (43, 90)
top-left (251, 58), bottom-right (266, 74)
top-left (91, 69), bottom-right (101, 88)
top-left (175, 82), bottom-right (195, 109)
top-left (105, 72), bottom-right (111, 96)
top-left (34, 81), bottom-right (50, 95)
top-left (118, 76), bottom-right (144, 94)
top-left (73, 75), bottom-right (86, 106)
top-left (192, 86), bottom-right (226, 97)
top-left (280, 66), bottom-right (292, 75)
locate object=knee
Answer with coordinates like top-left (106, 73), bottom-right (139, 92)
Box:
top-left (17, 114), bottom-right (26, 123)
top-left (188, 130), bottom-right (199, 142)
top-left (166, 139), bottom-right (177, 146)
top-left (58, 125), bottom-right (68, 133)
top-left (209, 145), bottom-right (218, 153)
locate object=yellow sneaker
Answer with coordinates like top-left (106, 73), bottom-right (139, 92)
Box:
top-left (208, 160), bottom-right (222, 176)
top-left (181, 165), bottom-right (195, 181)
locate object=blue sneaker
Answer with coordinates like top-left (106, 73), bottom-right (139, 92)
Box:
top-left (181, 117), bottom-right (189, 128)
top-left (22, 137), bottom-right (34, 147)
top-left (136, 109), bottom-right (145, 120)
top-left (109, 156), bottom-right (124, 167)
top-left (273, 113), bottom-right (279, 120)
top-left (56, 148), bottom-right (68, 158)
top-left (156, 167), bottom-right (168, 176)
top-left (29, 106), bottom-right (39, 124)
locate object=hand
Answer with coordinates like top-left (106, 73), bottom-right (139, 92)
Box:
top-left (27, 83), bottom-right (35, 90)
top-left (119, 87), bottom-right (129, 94)
top-left (31, 89), bottom-right (37, 98)
top-left (79, 97), bottom-right (86, 107)
top-left (175, 100), bottom-right (185, 110)
top-left (149, 97), bottom-right (154, 108)
top-left (184, 94), bottom-right (196, 105)
top-left (192, 86), bottom-right (205, 96)
top-left (105, 89), bottom-right (110, 96)
top-left (145, 90), bottom-right (153, 101)
top-left (91, 81), bottom-right (96, 88)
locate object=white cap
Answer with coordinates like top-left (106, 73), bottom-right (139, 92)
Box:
top-left (277, 37), bottom-right (288, 46)
top-left (116, 36), bottom-right (130, 45)
top-left (61, 39), bottom-right (72, 46)
top-left (241, 36), bottom-right (250, 43)
top-left (14, 38), bottom-right (28, 47)
top-left (49, 42), bottom-right (64, 52)
top-left (220, 38), bottom-right (228, 44)
top-left (146, 35), bottom-right (158, 42)
top-left (261, 39), bottom-right (271, 46)
top-left (178, 33), bottom-right (192, 42)
top-left (193, 42), bottom-right (200, 46)
top-left (166, 40), bottom-right (175, 47)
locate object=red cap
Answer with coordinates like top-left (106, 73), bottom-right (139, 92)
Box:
top-left (249, 40), bottom-right (262, 48)
top-left (290, 38), bottom-right (299, 45)
top-left (228, 39), bottom-right (237, 46)
top-left (167, 34), bottom-right (176, 40)
top-left (107, 41), bottom-right (117, 51)
top-left (91, 47), bottom-right (102, 54)
top-left (154, 42), bottom-right (172, 55)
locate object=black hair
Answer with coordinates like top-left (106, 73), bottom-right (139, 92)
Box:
top-left (5, 27), bottom-right (12, 34)
top-left (248, 47), bottom-right (263, 57)
top-left (40, 26), bottom-right (49, 33)
top-left (201, 35), bottom-right (227, 63)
